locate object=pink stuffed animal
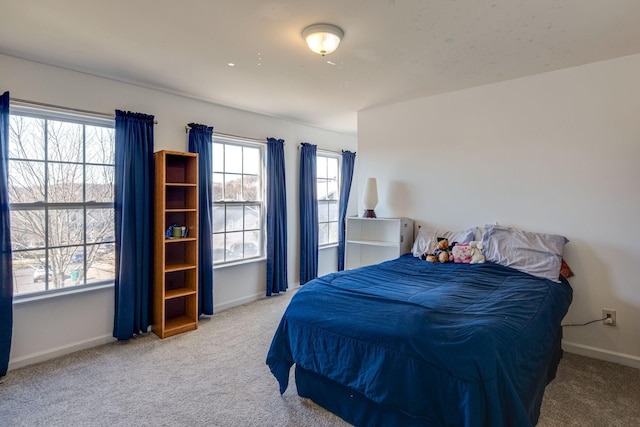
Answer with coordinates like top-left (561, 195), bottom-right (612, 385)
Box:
top-left (451, 243), bottom-right (472, 263)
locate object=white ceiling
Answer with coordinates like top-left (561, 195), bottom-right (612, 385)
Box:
top-left (2, 1), bottom-right (640, 135)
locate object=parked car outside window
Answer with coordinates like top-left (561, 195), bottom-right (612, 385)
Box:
top-left (33, 266), bottom-right (52, 283)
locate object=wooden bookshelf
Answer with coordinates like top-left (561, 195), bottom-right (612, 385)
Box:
top-left (153, 150), bottom-right (199, 339)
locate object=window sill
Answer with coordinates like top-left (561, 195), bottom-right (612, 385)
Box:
top-left (12, 282), bottom-right (115, 305)
top-left (214, 256), bottom-right (266, 269)
top-left (319, 243), bottom-right (339, 250)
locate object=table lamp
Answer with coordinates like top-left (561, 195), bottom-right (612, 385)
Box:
top-left (362, 177), bottom-right (378, 218)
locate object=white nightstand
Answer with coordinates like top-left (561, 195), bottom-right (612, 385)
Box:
top-left (345, 217), bottom-right (414, 270)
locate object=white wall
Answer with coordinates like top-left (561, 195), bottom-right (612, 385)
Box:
top-left (357, 54), bottom-right (640, 368)
top-left (1, 54), bottom-right (357, 369)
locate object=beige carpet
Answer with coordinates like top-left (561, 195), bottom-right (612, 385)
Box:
top-left (1, 289), bottom-right (639, 426)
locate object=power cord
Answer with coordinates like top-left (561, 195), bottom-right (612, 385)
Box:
top-left (562, 316), bottom-right (609, 327)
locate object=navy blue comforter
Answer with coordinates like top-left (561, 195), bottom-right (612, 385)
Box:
top-left (266, 255), bottom-right (572, 426)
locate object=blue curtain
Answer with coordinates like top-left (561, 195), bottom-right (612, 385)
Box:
top-left (188, 123), bottom-right (214, 315)
top-left (337, 150), bottom-right (356, 271)
top-left (113, 110), bottom-right (154, 340)
top-left (0, 91), bottom-right (13, 376)
top-left (266, 138), bottom-right (288, 296)
top-left (299, 143), bottom-right (318, 285)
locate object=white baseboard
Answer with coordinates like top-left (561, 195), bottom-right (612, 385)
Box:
top-left (9, 334), bottom-right (116, 372)
top-left (563, 340), bottom-right (640, 370)
top-left (9, 286), bottom-right (301, 372)
top-left (213, 284), bottom-right (301, 312)
top-left (213, 292), bottom-right (265, 312)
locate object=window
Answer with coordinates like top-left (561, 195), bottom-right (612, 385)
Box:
top-left (8, 106), bottom-right (115, 297)
top-left (317, 153), bottom-right (340, 246)
top-left (212, 137), bottom-right (264, 264)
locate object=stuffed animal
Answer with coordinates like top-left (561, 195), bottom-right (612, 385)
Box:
top-left (469, 241), bottom-right (485, 264)
top-left (451, 243), bottom-right (472, 263)
top-left (422, 238), bottom-right (452, 263)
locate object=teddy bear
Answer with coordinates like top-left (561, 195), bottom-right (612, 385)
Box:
top-left (451, 243), bottom-right (472, 263)
top-left (469, 241), bottom-right (485, 264)
top-left (422, 238), bottom-right (453, 263)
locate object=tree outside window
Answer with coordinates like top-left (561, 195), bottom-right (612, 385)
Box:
top-left (8, 109), bottom-right (115, 296)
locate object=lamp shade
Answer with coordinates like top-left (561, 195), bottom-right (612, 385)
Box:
top-left (362, 178), bottom-right (378, 218)
top-left (302, 24), bottom-right (343, 56)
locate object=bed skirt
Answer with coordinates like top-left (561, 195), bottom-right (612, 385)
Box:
top-left (295, 328), bottom-right (564, 427)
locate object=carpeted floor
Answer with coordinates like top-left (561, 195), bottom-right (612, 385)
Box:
top-left (1, 289), bottom-right (639, 426)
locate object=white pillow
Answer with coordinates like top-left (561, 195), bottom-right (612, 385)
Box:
top-left (481, 225), bottom-right (568, 282)
top-left (412, 226), bottom-right (477, 258)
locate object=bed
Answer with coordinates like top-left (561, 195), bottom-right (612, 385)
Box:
top-left (266, 225), bottom-right (573, 427)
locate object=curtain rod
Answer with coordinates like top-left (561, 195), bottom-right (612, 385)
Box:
top-left (297, 144), bottom-right (343, 156)
top-left (11, 97), bottom-right (158, 124)
top-left (184, 127), bottom-right (274, 145)
top-left (214, 131), bottom-right (267, 144)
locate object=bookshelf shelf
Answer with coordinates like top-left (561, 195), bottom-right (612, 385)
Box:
top-left (165, 287), bottom-right (197, 300)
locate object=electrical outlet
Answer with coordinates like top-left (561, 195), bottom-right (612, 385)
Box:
top-left (602, 309), bottom-right (616, 326)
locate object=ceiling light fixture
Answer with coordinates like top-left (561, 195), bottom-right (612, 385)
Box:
top-left (302, 24), bottom-right (344, 56)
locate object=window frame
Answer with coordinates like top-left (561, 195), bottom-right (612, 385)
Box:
top-left (8, 105), bottom-right (116, 300)
top-left (316, 151), bottom-right (341, 248)
top-left (212, 136), bottom-right (266, 266)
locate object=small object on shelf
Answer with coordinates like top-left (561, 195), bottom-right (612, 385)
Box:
top-left (166, 224), bottom-right (189, 239)
top-left (166, 224), bottom-right (180, 239)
